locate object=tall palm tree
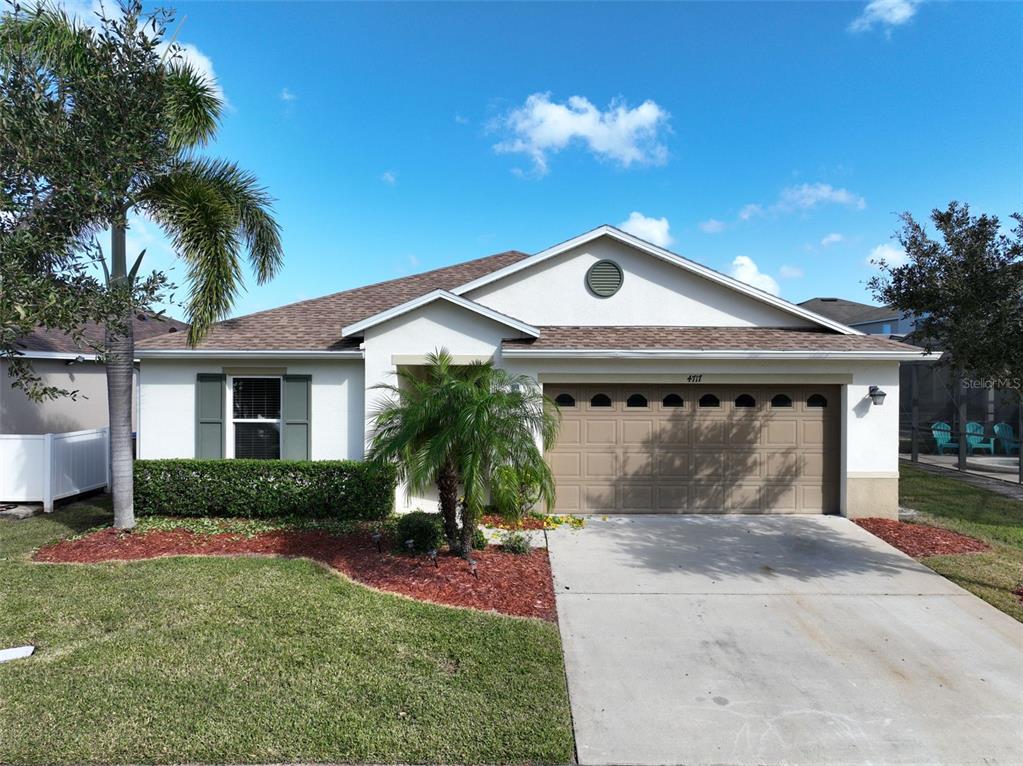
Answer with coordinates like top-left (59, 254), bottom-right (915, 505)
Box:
top-left (369, 349), bottom-right (559, 555)
top-left (1, 4), bottom-right (282, 529)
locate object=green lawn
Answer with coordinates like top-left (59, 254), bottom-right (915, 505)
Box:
top-left (0, 499), bottom-right (574, 765)
top-left (900, 464), bottom-right (1023, 622)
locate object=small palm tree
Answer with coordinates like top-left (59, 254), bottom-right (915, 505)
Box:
top-left (369, 349), bottom-right (559, 555)
top-left (2, 4), bottom-right (282, 529)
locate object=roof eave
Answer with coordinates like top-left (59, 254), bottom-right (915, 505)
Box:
top-left (136, 349), bottom-right (365, 359)
top-left (500, 348), bottom-right (935, 361)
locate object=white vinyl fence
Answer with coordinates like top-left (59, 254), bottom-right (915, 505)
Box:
top-left (0, 427), bottom-right (110, 512)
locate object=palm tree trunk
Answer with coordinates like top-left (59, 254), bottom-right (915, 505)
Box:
top-left (458, 503), bottom-right (477, 558)
top-left (107, 219), bottom-right (136, 530)
top-left (436, 459), bottom-right (460, 549)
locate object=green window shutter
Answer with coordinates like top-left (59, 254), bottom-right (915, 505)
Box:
top-left (282, 375), bottom-right (311, 460)
top-left (195, 374), bottom-right (225, 458)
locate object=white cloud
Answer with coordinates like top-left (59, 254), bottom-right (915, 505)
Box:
top-left (867, 242), bottom-right (909, 268)
top-left (698, 218), bottom-right (726, 234)
top-left (820, 232), bottom-right (844, 247)
top-left (619, 212), bottom-right (674, 247)
top-left (776, 183), bottom-right (865, 212)
top-left (738, 203), bottom-right (764, 221)
top-left (494, 93), bottom-right (670, 175)
top-left (454, 113), bottom-right (470, 125)
top-left (779, 264), bottom-right (805, 279)
top-left (849, 0), bottom-right (920, 33)
top-left (280, 88), bottom-right (297, 103)
top-left (730, 256), bottom-right (780, 295)
top-left (380, 170), bottom-right (398, 186)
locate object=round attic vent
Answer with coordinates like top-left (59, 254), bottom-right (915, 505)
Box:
top-left (586, 260), bottom-right (623, 297)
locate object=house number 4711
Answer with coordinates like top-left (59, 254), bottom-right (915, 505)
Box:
top-left (686, 374), bottom-right (703, 383)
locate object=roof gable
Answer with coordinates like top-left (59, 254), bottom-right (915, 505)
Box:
top-left (342, 290), bottom-right (540, 338)
top-left (456, 226), bottom-right (859, 335)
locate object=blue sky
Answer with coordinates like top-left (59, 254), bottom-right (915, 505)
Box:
top-left (93, 1), bottom-right (1023, 319)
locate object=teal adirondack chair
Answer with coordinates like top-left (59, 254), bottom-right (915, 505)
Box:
top-left (965, 422), bottom-right (996, 455)
top-left (993, 422), bottom-right (1020, 455)
top-left (931, 422), bottom-right (958, 454)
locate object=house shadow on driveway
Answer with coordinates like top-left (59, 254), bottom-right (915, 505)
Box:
top-left (546, 514), bottom-right (953, 596)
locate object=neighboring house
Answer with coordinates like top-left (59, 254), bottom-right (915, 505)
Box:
top-left (1, 314), bottom-right (188, 435)
top-left (798, 297), bottom-right (918, 338)
top-left (799, 297), bottom-right (1020, 453)
top-left (136, 226), bottom-right (926, 519)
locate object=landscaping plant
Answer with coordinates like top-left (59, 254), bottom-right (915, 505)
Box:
top-left (369, 349), bottom-right (559, 556)
top-left (499, 530), bottom-right (532, 555)
top-left (395, 510), bottom-right (444, 553)
top-left (0, 2), bottom-right (282, 529)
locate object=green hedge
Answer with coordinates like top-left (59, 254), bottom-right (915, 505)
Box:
top-left (134, 460), bottom-right (396, 520)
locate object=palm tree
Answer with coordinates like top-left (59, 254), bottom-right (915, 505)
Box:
top-left (1, 4), bottom-right (282, 529)
top-left (369, 349), bottom-right (559, 555)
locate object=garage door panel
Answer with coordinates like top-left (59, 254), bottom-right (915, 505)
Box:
top-left (764, 484), bottom-right (798, 511)
top-left (621, 483), bottom-right (654, 511)
top-left (654, 417), bottom-right (690, 445)
top-left (726, 484), bottom-right (762, 511)
top-left (549, 452), bottom-right (581, 478)
top-left (765, 419), bottom-right (798, 446)
top-left (622, 419), bottom-right (654, 445)
top-left (691, 484), bottom-right (726, 510)
top-left (725, 451), bottom-right (762, 479)
top-left (548, 384), bottom-right (839, 514)
top-left (585, 419), bottom-right (617, 444)
top-left (801, 420), bottom-right (825, 446)
top-left (583, 484), bottom-right (617, 512)
top-left (558, 419), bottom-right (582, 445)
top-left (554, 484), bottom-right (580, 512)
top-left (621, 450), bottom-right (655, 477)
top-left (691, 419), bottom-right (727, 445)
top-left (803, 453), bottom-right (825, 478)
top-left (585, 452), bottom-right (618, 479)
top-left (692, 451), bottom-right (725, 478)
top-left (765, 451), bottom-right (801, 480)
top-left (656, 450), bottom-right (690, 477)
top-left (655, 484), bottom-right (688, 510)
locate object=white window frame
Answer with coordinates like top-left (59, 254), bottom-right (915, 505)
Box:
top-left (226, 375), bottom-right (283, 459)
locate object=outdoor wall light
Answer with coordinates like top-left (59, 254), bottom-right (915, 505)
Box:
top-left (868, 386), bottom-right (887, 406)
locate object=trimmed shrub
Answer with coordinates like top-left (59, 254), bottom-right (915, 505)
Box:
top-left (395, 511), bottom-right (444, 553)
top-left (499, 530), bottom-right (531, 555)
top-left (471, 526), bottom-right (488, 551)
top-left (134, 459), bottom-right (396, 520)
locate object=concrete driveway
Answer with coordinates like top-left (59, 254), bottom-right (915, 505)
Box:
top-left (547, 515), bottom-right (1023, 766)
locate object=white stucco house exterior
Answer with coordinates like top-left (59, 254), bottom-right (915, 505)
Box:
top-left (135, 226), bottom-right (927, 519)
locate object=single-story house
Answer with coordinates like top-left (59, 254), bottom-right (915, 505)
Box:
top-left (2, 314), bottom-right (188, 436)
top-left (135, 226), bottom-right (928, 519)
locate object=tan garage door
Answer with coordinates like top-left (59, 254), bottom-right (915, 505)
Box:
top-left (546, 384), bottom-right (840, 514)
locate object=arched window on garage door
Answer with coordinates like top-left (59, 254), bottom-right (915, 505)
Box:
top-left (734, 394), bottom-right (756, 408)
top-left (771, 394), bottom-right (793, 408)
top-left (699, 393), bottom-right (720, 408)
top-left (662, 393), bottom-right (684, 408)
top-left (807, 393), bottom-right (828, 408)
top-left (590, 393), bottom-right (613, 407)
top-left (554, 393), bottom-right (576, 407)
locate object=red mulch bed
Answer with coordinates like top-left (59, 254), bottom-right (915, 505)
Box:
top-left (855, 518), bottom-right (990, 558)
top-left (481, 514), bottom-right (548, 531)
top-left (35, 529), bottom-right (557, 621)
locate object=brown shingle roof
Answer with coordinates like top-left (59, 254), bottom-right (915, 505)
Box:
top-left (502, 326), bottom-right (924, 353)
top-left (17, 314), bottom-right (189, 355)
top-left (136, 250), bottom-right (529, 351)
